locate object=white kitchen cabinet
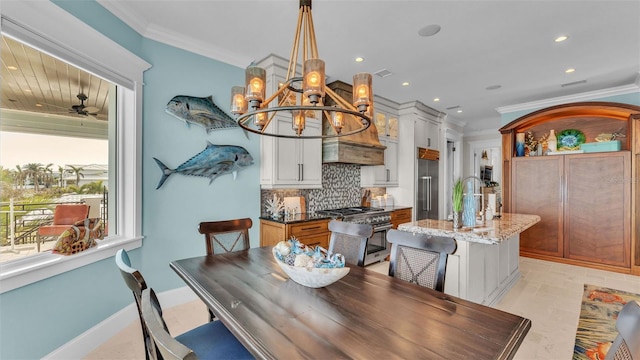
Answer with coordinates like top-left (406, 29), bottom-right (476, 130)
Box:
top-left (260, 115), bottom-right (322, 189)
top-left (361, 137), bottom-right (398, 187)
top-left (415, 117), bottom-right (440, 150)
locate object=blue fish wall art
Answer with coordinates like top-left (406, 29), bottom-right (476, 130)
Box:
top-left (165, 95), bottom-right (242, 134)
top-left (153, 142), bottom-right (254, 189)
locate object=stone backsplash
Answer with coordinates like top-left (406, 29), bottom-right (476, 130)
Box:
top-left (260, 163), bottom-right (385, 214)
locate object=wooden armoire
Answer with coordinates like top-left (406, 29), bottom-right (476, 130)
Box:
top-left (499, 102), bottom-right (640, 275)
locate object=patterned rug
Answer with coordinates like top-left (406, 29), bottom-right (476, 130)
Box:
top-left (573, 284), bottom-right (640, 360)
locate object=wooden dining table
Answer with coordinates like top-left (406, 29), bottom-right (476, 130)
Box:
top-left (170, 246), bottom-right (531, 359)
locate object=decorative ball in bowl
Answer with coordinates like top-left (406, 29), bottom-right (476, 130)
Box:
top-left (272, 238), bottom-right (350, 288)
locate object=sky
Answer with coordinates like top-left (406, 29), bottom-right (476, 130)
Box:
top-left (0, 131), bottom-right (108, 170)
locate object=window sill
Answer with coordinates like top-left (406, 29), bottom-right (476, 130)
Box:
top-left (0, 236), bottom-right (143, 294)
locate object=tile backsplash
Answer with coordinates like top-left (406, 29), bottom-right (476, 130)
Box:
top-left (260, 163), bottom-right (385, 214)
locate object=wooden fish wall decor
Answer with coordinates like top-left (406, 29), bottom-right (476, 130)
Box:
top-left (153, 142), bottom-right (254, 189)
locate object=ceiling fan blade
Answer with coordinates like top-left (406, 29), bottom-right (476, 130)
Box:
top-left (42, 102), bottom-right (71, 110)
top-left (84, 106), bottom-right (100, 113)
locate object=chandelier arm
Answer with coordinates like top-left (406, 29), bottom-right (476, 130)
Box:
top-left (325, 87), bottom-right (357, 111)
top-left (306, 5), bottom-right (319, 58)
top-left (261, 77), bottom-right (296, 108)
top-left (322, 109), bottom-right (340, 135)
top-left (302, 11), bottom-right (308, 63)
top-left (288, 6), bottom-right (305, 80)
top-left (261, 110), bottom-right (278, 133)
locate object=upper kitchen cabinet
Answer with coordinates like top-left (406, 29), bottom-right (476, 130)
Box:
top-left (500, 101), bottom-right (640, 275)
top-left (398, 101), bottom-right (444, 152)
top-left (374, 112), bottom-right (399, 139)
top-left (256, 55), bottom-right (323, 189)
top-left (415, 117), bottom-right (441, 150)
top-left (362, 103), bottom-right (400, 187)
top-left (260, 115), bottom-right (322, 189)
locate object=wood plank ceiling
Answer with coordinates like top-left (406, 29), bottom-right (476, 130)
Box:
top-left (1, 35), bottom-right (109, 122)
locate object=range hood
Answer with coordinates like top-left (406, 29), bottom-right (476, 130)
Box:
top-left (322, 81), bottom-right (386, 166)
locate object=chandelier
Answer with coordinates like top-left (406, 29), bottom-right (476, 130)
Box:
top-left (230, 0), bottom-right (373, 139)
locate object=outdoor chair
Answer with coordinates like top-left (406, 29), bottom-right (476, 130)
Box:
top-left (605, 300), bottom-right (640, 360)
top-left (327, 220), bottom-right (373, 267)
top-left (115, 249), bottom-right (151, 360)
top-left (37, 204), bottom-right (89, 252)
top-left (386, 229), bottom-right (457, 292)
top-left (141, 287), bottom-right (253, 360)
top-left (198, 218), bottom-right (252, 256)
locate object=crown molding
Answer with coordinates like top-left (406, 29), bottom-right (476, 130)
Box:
top-left (496, 75), bottom-right (640, 115)
top-left (97, 0), bottom-right (251, 68)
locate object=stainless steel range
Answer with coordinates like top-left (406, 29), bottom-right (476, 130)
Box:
top-left (316, 206), bottom-right (392, 265)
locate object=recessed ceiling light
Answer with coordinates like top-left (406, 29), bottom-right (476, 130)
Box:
top-left (555, 35), bottom-right (569, 42)
top-left (35, 103), bottom-right (43, 107)
top-left (418, 24), bottom-right (441, 37)
top-left (433, 98), bottom-right (440, 102)
top-left (355, 57), bottom-right (364, 63)
top-left (457, 110), bottom-right (463, 113)
top-left (7, 66), bottom-right (18, 70)
top-left (402, 82), bottom-right (409, 86)
top-left (24, 89), bottom-right (32, 92)
top-left (565, 68), bottom-right (576, 73)
top-left (486, 85), bottom-right (502, 90)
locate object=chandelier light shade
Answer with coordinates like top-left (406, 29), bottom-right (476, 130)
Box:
top-left (231, 0), bottom-right (373, 139)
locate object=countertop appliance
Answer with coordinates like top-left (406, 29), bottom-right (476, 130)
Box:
top-left (315, 206), bottom-right (392, 266)
top-left (416, 150), bottom-right (439, 221)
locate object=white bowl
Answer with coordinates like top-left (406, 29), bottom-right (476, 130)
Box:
top-left (272, 249), bottom-right (350, 288)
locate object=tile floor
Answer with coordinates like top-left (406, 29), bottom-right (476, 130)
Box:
top-left (85, 257), bottom-right (640, 359)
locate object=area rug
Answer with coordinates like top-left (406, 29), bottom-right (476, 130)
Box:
top-left (573, 284), bottom-right (640, 360)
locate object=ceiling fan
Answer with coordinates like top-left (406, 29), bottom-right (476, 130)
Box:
top-left (70, 93), bottom-right (100, 116)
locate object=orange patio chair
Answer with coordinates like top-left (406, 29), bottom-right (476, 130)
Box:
top-left (37, 204), bottom-right (89, 252)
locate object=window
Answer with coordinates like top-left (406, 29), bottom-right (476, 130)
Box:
top-left (0, 1), bottom-right (150, 293)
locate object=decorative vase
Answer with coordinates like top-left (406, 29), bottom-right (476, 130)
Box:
top-left (462, 181), bottom-right (476, 227)
top-left (452, 211), bottom-right (463, 229)
top-left (547, 129), bottom-right (557, 152)
top-left (516, 133), bottom-right (525, 157)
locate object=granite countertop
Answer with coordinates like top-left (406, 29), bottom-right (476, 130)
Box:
top-left (259, 212), bottom-right (331, 224)
top-left (397, 213), bottom-right (541, 245)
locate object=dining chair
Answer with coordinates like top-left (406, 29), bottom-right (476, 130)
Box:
top-left (605, 300), bottom-right (640, 360)
top-left (37, 203), bottom-right (89, 252)
top-left (141, 287), bottom-right (254, 360)
top-left (327, 220), bottom-right (373, 267)
top-left (198, 218), bottom-right (252, 256)
top-left (386, 229), bottom-right (457, 292)
top-left (115, 248), bottom-right (151, 360)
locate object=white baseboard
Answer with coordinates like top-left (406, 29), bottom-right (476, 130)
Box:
top-left (43, 286), bottom-right (198, 359)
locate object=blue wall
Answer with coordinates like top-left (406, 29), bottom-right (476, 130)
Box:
top-left (0, 1), bottom-right (258, 359)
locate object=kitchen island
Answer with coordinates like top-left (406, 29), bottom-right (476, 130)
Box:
top-left (398, 213), bottom-right (540, 306)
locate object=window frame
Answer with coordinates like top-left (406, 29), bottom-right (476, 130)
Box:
top-left (0, 1), bottom-right (150, 293)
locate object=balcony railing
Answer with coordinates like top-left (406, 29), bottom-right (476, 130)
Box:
top-left (0, 191), bottom-right (108, 250)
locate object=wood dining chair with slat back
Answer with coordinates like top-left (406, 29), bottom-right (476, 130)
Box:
top-left (386, 229), bottom-right (457, 292)
top-left (198, 218), bottom-right (252, 256)
top-left (327, 220), bottom-right (373, 267)
top-left (605, 300), bottom-right (640, 360)
top-left (141, 287), bottom-right (254, 360)
top-left (198, 218), bottom-right (252, 321)
top-left (115, 248), bottom-right (151, 360)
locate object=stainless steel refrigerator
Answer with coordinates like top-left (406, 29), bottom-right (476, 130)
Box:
top-left (416, 158), bottom-right (439, 220)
